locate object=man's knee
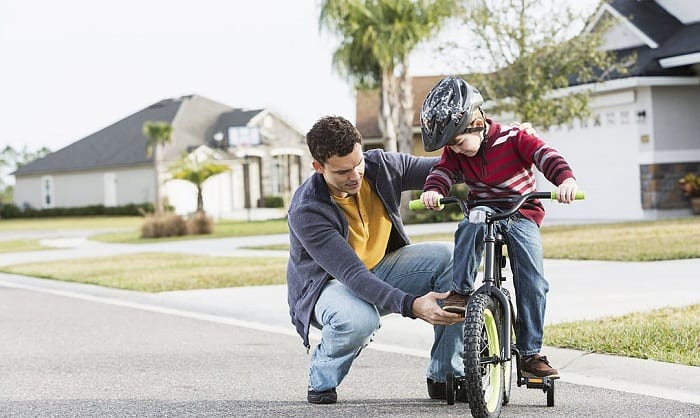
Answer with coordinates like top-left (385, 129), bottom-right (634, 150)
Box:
top-left (327, 308), bottom-right (380, 351)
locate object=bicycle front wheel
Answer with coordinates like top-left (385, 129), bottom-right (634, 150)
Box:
top-left (463, 294), bottom-right (504, 418)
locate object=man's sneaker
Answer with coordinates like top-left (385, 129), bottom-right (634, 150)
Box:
top-left (443, 291), bottom-right (469, 314)
top-left (307, 387), bottom-right (337, 404)
top-left (427, 378), bottom-right (467, 402)
top-left (427, 378), bottom-right (446, 400)
top-left (522, 354), bottom-right (560, 378)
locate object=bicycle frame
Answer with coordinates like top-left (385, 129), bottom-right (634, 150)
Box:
top-left (411, 191), bottom-right (584, 367)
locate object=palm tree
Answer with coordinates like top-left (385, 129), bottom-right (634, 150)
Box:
top-left (320, 0), bottom-right (457, 152)
top-left (169, 156), bottom-right (230, 214)
top-left (142, 121), bottom-right (173, 213)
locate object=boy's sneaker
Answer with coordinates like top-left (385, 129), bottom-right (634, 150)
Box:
top-left (521, 354), bottom-right (560, 378)
top-left (307, 387), bottom-right (337, 404)
top-left (443, 291), bottom-right (469, 314)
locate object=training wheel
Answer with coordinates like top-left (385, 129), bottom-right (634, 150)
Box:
top-left (546, 379), bottom-right (555, 407)
top-left (445, 371), bottom-right (455, 405)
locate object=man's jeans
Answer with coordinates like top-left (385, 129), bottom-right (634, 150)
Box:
top-left (309, 242), bottom-right (463, 392)
top-left (453, 209), bottom-right (548, 357)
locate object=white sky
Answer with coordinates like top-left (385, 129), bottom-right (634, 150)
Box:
top-left (0, 0), bottom-right (358, 153)
top-left (1, 0), bottom-right (599, 155)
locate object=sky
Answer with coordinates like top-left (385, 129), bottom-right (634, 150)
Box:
top-left (0, 0), bottom-right (361, 153)
top-left (1, 0), bottom-right (598, 156)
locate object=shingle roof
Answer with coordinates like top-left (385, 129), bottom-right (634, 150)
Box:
top-left (15, 98), bottom-right (183, 175)
top-left (608, 0), bottom-right (700, 76)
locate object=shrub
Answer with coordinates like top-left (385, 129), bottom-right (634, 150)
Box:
top-left (141, 212), bottom-right (188, 238)
top-left (678, 173), bottom-right (700, 198)
top-left (259, 195), bottom-right (284, 208)
top-left (187, 212), bottom-right (214, 235)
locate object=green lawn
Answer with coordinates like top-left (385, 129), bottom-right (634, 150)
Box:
top-left (545, 305), bottom-right (700, 367)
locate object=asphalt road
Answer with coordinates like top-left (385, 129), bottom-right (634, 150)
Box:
top-left (2, 287), bottom-right (698, 418)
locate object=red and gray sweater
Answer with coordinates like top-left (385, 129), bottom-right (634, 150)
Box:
top-left (424, 119), bottom-right (575, 226)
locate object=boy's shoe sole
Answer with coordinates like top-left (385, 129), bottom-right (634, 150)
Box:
top-left (443, 306), bottom-right (466, 315)
top-left (307, 388), bottom-right (337, 404)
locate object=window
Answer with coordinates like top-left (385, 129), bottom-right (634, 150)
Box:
top-left (41, 176), bottom-right (54, 208)
top-left (228, 127), bottom-right (261, 147)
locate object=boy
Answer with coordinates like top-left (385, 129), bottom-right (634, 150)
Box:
top-left (418, 76), bottom-right (579, 378)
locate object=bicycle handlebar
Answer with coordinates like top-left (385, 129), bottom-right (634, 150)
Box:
top-left (408, 191), bottom-right (585, 221)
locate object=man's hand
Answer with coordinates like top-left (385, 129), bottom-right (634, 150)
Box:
top-left (412, 291), bottom-right (463, 325)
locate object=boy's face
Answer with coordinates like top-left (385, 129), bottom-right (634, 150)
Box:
top-left (312, 143), bottom-right (365, 198)
top-left (446, 118), bottom-right (486, 157)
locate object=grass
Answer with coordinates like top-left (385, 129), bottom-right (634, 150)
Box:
top-left (410, 216), bottom-right (700, 261)
top-left (0, 253), bottom-right (287, 292)
top-left (545, 305), bottom-right (700, 367)
top-left (0, 239), bottom-right (49, 253)
top-left (92, 218), bottom-right (289, 243)
top-left (0, 216), bottom-right (142, 232)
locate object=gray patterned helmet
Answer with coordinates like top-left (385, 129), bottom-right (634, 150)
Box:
top-left (420, 75), bottom-right (484, 152)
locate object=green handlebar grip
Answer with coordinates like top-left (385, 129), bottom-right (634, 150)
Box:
top-left (408, 199), bottom-right (425, 211)
top-left (550, 190), bottom-right (586, 200)
top-left (408, 199), bottom-right (444, 210)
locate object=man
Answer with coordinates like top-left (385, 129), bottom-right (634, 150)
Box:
top-left (286, 115), bottom-right (464, 404)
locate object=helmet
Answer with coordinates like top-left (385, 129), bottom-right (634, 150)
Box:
top-left (420, 75), bottom-right (484, 152)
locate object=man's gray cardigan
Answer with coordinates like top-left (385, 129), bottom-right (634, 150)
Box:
top-left (286, 149), bottom-right (439, 348)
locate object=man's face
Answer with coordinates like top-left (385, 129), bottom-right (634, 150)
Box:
top-left (446, 118), bottom-right (486, 157)
top-left (312, 143), bottom-right (365, 197)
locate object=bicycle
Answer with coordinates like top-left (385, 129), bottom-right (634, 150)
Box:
top-left (409, 190), bottom-right (585, 417)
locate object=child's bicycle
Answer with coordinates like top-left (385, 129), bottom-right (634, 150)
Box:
top-left (410, 190), bottom-right (585, 418)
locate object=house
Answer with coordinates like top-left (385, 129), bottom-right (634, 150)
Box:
top-left (356, 0), bottom-right (700, 222)
top-left (13, 95), bottom-right (312, 219)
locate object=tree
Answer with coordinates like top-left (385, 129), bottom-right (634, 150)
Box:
top-left (0, 145), bottom-right (51, 204)
top-left (169, 155), bottom-right (230, 214)
top-left (447, 0), bottom-right (631, 129)
top-left (142, 121), bottom-right (174, 213)
top-left (320, 0), bottom-right (458, 152)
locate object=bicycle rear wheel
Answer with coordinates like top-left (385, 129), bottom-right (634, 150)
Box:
top-left (463, 294), bottom-right (504, 418)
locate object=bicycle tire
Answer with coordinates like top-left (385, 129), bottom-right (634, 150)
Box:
top-left (463, 294), bottom-right (504, 418)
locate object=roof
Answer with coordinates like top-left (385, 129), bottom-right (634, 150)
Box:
top-left (356, 75), bottom-right (443, 139)
top-left (14, 95), bottom-right (237, 176)
top-left (601, 0), bottom-right (700, 76)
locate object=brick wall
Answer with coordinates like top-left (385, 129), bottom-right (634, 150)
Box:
top-left (640, 162), bottom-right (700, 209)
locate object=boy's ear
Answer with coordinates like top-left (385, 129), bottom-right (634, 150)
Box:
top-left (312, 160), bottom-right (324, 173)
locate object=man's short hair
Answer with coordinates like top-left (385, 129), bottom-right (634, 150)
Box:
top-left (306, 116), bottom-right (362, 164)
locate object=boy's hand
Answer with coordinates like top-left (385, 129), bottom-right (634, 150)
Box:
top-left (556, 178), bottom-right (578, 203)
top-left (412, 291), bottom-right (463, 325)
top-left (420, 191), bottom-right (444, 210)
top-left (517, 122), bottom-right (536, 135)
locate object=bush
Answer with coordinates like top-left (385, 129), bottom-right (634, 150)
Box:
top-left (0, 202), bottom-right (154, 218)
top-left (140, 212), bottom-right (188, 238)
top-left (259, 195), bottom-right (284, 208)
top-left (0, 203), bottom-right (22, 219)
top-left (187, 212), bottom-right (214, 235)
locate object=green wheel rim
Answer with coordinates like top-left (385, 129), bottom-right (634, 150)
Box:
top-left (483, 308), bottom-right (502, 413)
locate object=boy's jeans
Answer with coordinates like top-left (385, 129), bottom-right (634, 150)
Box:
top-left (453, 208), bottom-right (548, 357)
top-left (309, 242), bottom-right (463, 392)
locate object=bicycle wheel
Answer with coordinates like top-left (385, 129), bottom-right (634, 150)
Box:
top-left (463, 294), bottom-right (504, 418)
top-left (502, 327), bottom-right (514, 405)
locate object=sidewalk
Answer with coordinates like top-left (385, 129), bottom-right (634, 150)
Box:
top-left (0, 224), bottom-right (698, 405)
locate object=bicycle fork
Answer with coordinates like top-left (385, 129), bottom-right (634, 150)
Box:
top-left (472, 219), bottom-right (513, 366)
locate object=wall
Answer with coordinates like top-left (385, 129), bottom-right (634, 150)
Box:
top-left (13, 165), bottom-right (155, 209)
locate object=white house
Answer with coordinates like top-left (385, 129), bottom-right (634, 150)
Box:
top-left (356, 0), bottom-right (700, 222)
top-left (13, 95), bottom-right (312, 219)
